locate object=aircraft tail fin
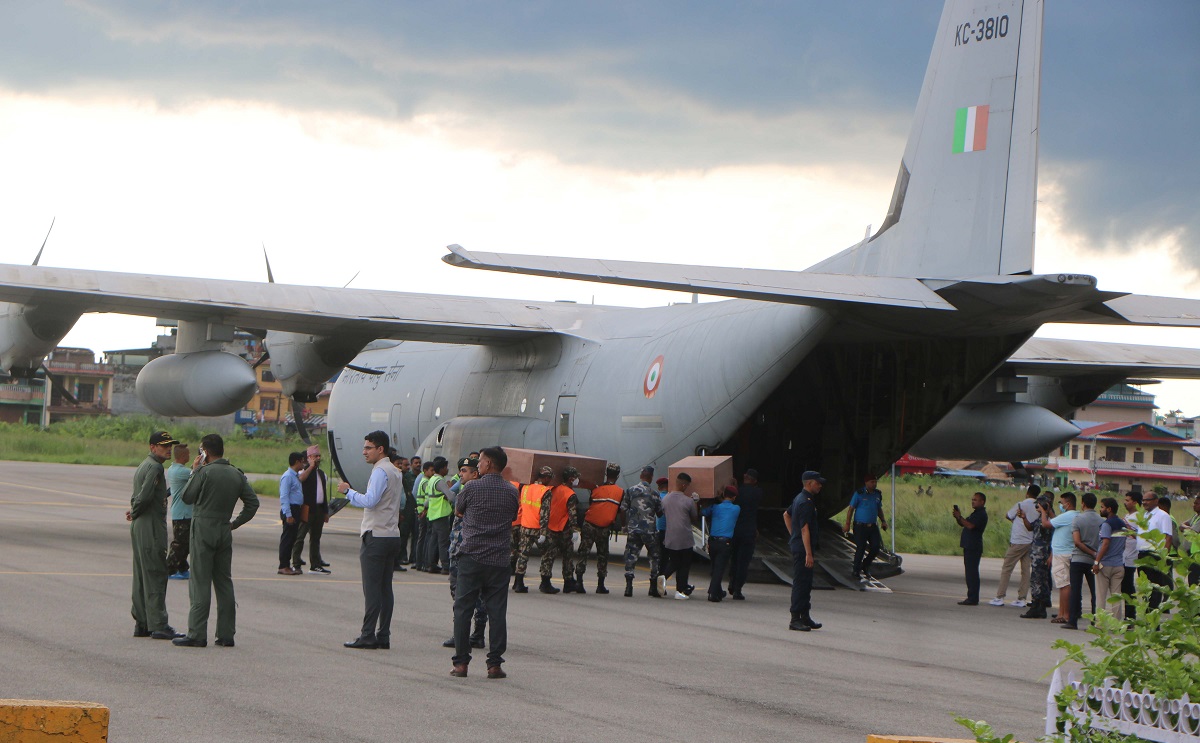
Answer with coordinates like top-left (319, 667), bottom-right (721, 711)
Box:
top-left (814, 0), bottom-right (1043, 279)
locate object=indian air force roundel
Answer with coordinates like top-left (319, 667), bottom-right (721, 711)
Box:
top-left (643, 355), bottom-right (664, 398)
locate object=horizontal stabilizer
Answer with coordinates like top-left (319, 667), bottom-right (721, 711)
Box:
top-left (443, 245), bottom-right (955, 311)
top-left (1007, 337), bottom-right (1200, 379)
top-left (1062, 294), bottom-right (1200, 328)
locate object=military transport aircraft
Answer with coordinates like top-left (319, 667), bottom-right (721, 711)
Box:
top-left (1, 0), bottom-right (1199, 514)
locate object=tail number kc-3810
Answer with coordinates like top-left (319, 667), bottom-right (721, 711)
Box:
top-left (955, 15), bottom-right (1009, 46)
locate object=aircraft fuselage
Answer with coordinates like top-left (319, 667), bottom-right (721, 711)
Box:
top-left (328, 299), bottom-right (835, 493)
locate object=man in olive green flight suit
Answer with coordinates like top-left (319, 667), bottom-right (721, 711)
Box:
top-left (174, 433), bottom-right (259, 648)
top-left (129, 430), bottom-right (182, 639)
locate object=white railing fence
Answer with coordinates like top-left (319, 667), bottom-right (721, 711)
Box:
top-left (1048, 669), bottom-right (1200, 742)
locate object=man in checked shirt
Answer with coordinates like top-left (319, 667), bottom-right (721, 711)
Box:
top-left (450, 446), bottom-right (519, 679)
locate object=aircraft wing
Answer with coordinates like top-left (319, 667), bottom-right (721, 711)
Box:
top-left (1006, 337), bottom-right (1200, 379)
top-left (442, 244), bottom-right (956, 311)
top-left (0, 263), bottom-right (580, 344)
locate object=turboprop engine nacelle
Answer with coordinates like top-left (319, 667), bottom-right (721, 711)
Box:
top-left (0, 302), bottom-right (82, 376)
top-left (266, 330), bottom-right (373, 402)
top-left (136, 350), bottom-right (257, 417)
top-left (909, 402), bottom-right (1081, 461)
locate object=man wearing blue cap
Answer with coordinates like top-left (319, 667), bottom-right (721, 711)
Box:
top-left (783, 471), bottom-right (824, 631)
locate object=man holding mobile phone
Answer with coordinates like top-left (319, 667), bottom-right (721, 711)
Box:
top-left (953, 492), bottom-right (988, 606)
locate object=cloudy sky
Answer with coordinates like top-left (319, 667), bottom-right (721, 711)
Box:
top-left (1, 1), bottom-right (1198, 413)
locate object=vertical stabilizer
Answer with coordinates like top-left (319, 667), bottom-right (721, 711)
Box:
top-left (815, 0), bottom-right (1042, 279)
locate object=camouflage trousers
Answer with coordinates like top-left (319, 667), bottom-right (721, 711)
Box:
top-left (538, 530), bottom-right (574, 579)
top-left (514, 527), bottom-right (541, 576)
top-left (624, 531), bottom-right (661, 578)
top-left (167, 518), bottom-right (191, 575)
top-left (575, 522), bottom-right (612, 579)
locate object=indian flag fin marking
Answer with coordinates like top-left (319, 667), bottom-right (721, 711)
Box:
top-left (953, 104), bottom-right (989, 153)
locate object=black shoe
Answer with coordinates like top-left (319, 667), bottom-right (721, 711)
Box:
top-left (344, 637), bottom-right (379, 649)
top-left (442, 638), bottom-right (455, 648)
top-left (377, 640), bottom-right (390, 649)
top-left (298, 559), bottom-right (306, 566)
top-left (788, 619), bottom-right (811, 632)
top-left (133, 624), bottom-right (151, 638)
top-left (707, 595), bottom-right (723, 602)
top-left (624, 577), bottom-right (634, 597)
top-left (539, 577), bottom-right (561, 594)
top-left (151, 626), bottom-right (184, 640)
top-left (802, 615), bottom-right (822, 630)
top-left (1060, 623), bottom-right (1079, 631)
top-left (172, 636), bottom-right (207, 647)
top-left (513, 575), bottom-right (529, 593)
top-left (596, 578), bottom-right (609, 594)
top-left (731, 592), bottom-right (746, 601)
top-left (470, 636), bottom-right (486, 649)
top-left (682, 584), bottom-right (695, 596)
top-left (957, 599), bottom-right (979, 605)
top-left (573, 574), bottom-right (587, 594)
top-left (215, 638), bottom-right (235, 647)
top-left (393, 565), bottom-right (408, 572)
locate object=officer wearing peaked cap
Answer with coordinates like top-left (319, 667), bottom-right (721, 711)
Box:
top-left (129, 430), bottom-right (182, 640)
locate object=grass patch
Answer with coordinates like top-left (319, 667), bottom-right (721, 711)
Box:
top-left (840, 475), bottom-right (1028, 558)
top-left (0, 418), bottom-right (306, 475)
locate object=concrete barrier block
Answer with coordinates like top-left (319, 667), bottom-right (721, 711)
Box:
top-left (0, 700), bottom-right (109, 742)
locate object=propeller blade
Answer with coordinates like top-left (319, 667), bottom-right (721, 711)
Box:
top-left (345, 364), bottom-right (383, 376)
top-left (262, 243), bottom-right (275, 284)
top-left (41, 364), bottom-right (79, 406)
top-left (292, 398), bottom-right (311, 445)
top-left (32, 217), bottom-right (55, 266)
top-left (343, 271), bottom-right (359, 289)
top-left (251, 349), bottom-right (271, 370)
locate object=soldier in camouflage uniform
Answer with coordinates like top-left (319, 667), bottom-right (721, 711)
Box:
top-left (129, 430), bottom-right (182, 639)
top-left (512, 467), bottom-right (554, 593)
top-left (573, 463), bottom-right (625, 594)
top-left (443, 458), bottom-right (487, 649)
top-left (537, 466), bottom-right (581, 594)
top-left (622, 465), bottom-right (665, 597)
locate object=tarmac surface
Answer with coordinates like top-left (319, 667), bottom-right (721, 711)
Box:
top-left (0, 461), bottom-right (1064, 743)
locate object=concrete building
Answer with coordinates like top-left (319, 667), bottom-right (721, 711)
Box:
top-left (238, 359), bottom-right (330, 438)
top-left (1073, 383), bottom-right (1156, 425)
top-left (1033, 421), bottom-right (1200, 497)
top-left (0, 378), bottom-right (46, 424)
top-left (43, 348), bottom-right (113, 422)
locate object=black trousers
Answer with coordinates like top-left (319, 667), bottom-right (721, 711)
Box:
top-left (278, 511), bottom-right (300, 569)
top-left (453, 555), bottom-right (509, 668)
top-left (728, 533), bottom-right (756, 594)
top-left (789, 548), bottom-right (814, 616)
top-left (707, 537), bottom-right (733, 598)
top-left (427, 516), bottom-right (451, 570)
top-left (963, 547), bottom-right (982, 603)
top-left (1138, 550), bottom-right (1172, 610)
top-left (398, 504), bottom-right (417, 563)
top-left (292, 504), bottom-right (327, 569)
top-left (661, 546), bottom-right (693, 593)
top-left (1121, 564), bottom-right (1137, 619)
top-left (852, 523), bottom-right (882, 574)
top-left (358, 532), bottom-right (402, 642)
top-left (415, 518), bottom-right (430, 569)
top-left (1068, 561), bottom-right (1097, 625)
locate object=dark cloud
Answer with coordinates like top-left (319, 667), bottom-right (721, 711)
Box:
top-left (0, 1), bottom-right (1195, 264)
